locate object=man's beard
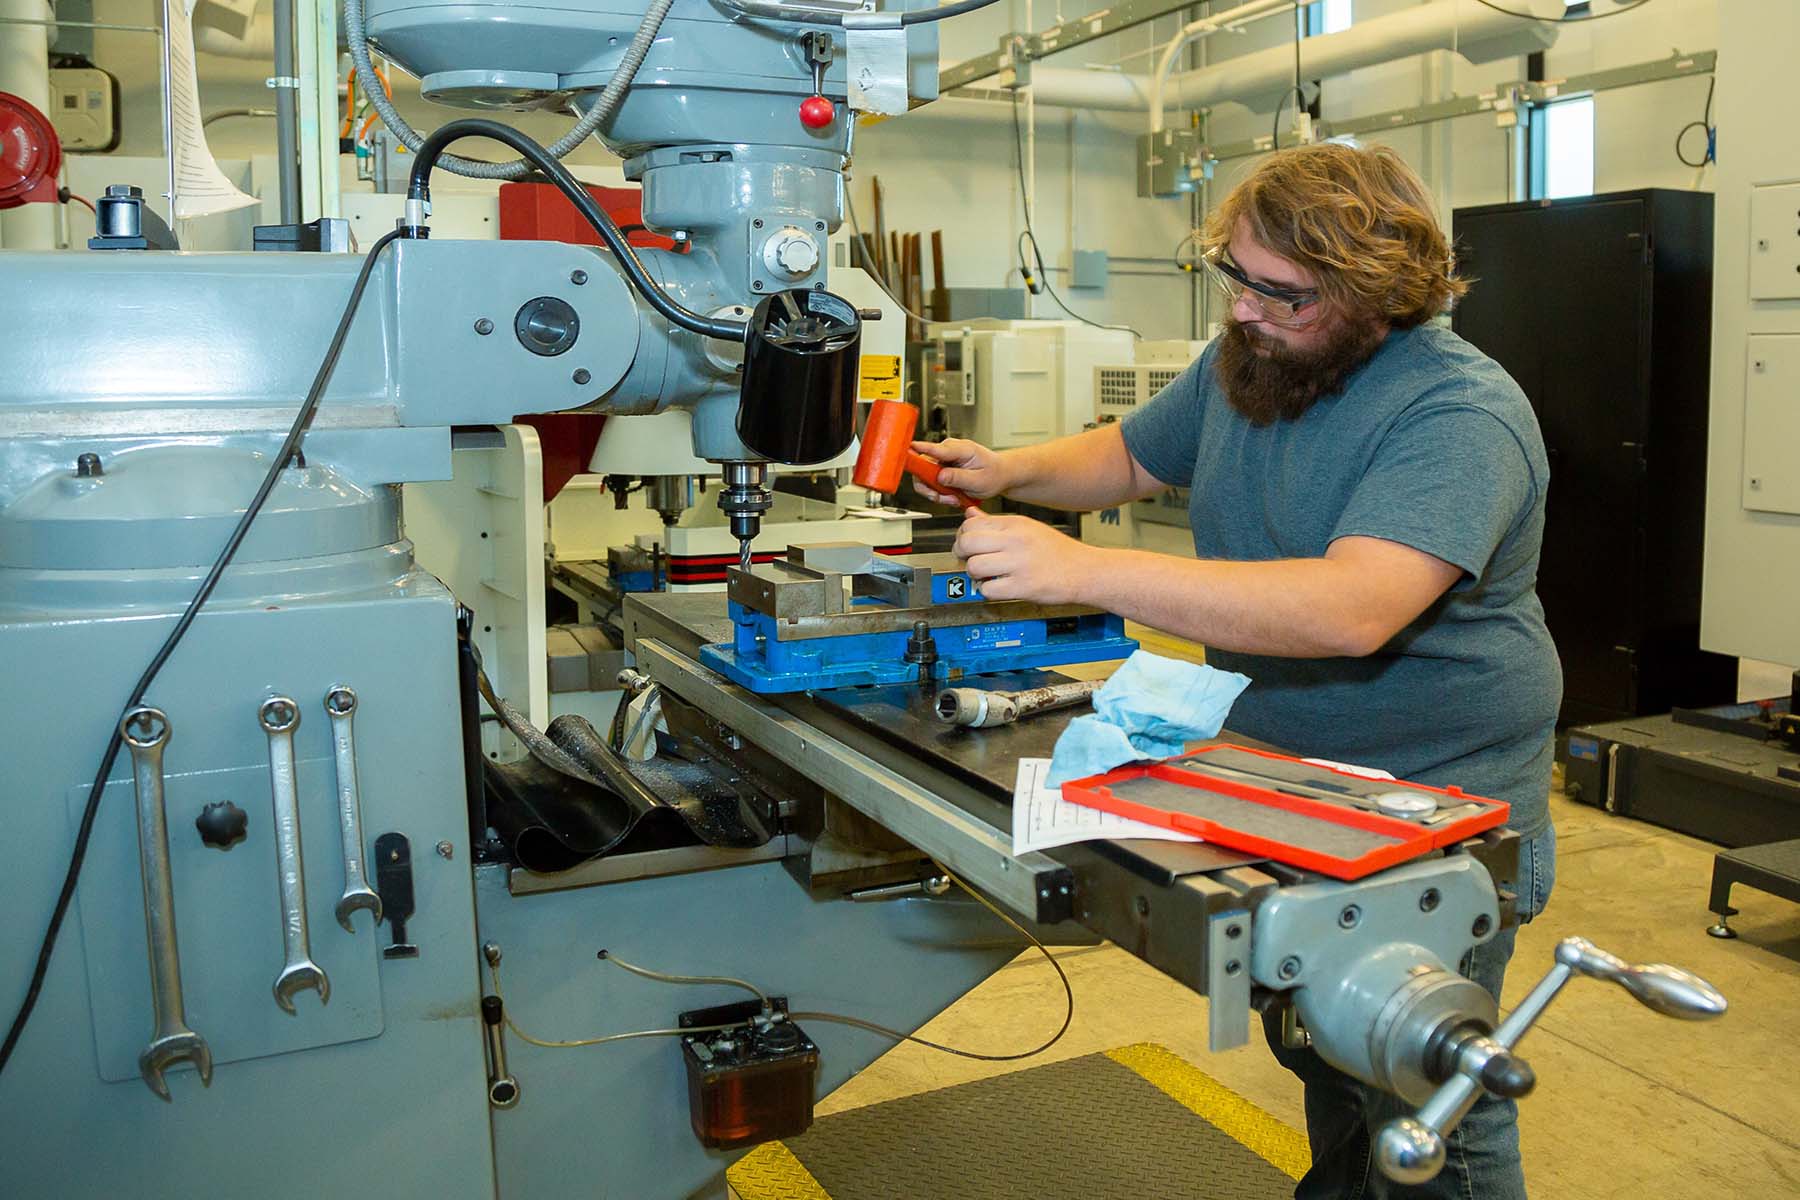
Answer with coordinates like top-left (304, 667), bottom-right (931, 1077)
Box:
top-left (1214, 314), bottom-right (1387, 427)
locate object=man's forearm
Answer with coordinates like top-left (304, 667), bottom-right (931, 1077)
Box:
top-left (1077, 547), bottom-right (1388, 659)
top-left (996, 424), bottom-right (1157, 511)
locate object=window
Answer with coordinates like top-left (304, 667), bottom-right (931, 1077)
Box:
top-left (1533, 95), bottom-right (1595, 200)
top-left (1304, 0), bottom-right (1351, 36)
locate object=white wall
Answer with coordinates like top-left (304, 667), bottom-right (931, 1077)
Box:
top-left (849, 1), bottom-right (1205, 340)
top-left (42, 0), bottom-right (1719, 327)
top-left (857, 0), bottom-right (1720, 339)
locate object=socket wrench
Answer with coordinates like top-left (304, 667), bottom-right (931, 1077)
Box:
top-left (121, 706), bottom-right (213, 1101)
top-left (324, 688), bottom-right (382, 933)
top-left (260, 696), bottom-right (330, 1013)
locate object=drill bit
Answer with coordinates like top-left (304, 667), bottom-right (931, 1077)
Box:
top-left (738, 538), bottom-right (753, 572)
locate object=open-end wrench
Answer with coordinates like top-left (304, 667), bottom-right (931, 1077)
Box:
top-left (260, 696), bottom-right (330, 1014)
top-left (121, 706), bottom-right (213, 1101)
top-left (324, 687), bottom-right (382, 933)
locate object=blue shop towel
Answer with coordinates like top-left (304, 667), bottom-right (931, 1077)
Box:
top-left (1045, 651), bottom-right (1252, 787)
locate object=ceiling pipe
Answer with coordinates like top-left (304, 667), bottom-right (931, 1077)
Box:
top-left (1146, 0), bottom-right (1297, 133)
top-left (1006, 0), bottom-right (1560, 120)
top-left (194, 10), bottom-right (274, 58)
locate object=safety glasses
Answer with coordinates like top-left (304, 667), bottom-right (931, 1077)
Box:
top-left (1203, 246), bottom-right (1322, 327)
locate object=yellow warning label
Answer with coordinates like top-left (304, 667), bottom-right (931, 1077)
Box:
top-left (859, 354), bottom-right (902, 401)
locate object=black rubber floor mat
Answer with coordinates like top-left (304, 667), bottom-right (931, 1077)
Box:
top-left (729, 1043), bottom-right (1307, 1200)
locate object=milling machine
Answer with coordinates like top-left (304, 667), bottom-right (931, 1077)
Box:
top-left (0, 0), bottom-right (1729, 1195)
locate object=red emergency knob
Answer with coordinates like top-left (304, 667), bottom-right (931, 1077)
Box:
top-left (799, 95), bottom-right (835, 130)
top-left (0, 91), bottom-right (61, 209)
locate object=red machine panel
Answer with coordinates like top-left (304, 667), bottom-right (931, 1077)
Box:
top-left (497, 181), bottom-right (683, 252)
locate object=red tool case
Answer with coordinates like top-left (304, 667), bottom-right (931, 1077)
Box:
top-left (1059, 744), bottom-right (1509, 880)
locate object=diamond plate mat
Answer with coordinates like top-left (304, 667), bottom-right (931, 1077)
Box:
top-left (729, 1043), bottom-right (1308, 1199)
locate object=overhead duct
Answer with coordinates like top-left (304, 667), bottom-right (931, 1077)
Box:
top-left (193, 10), bottom-right (275, 58)
top-left (1014, 0), bottom-right (1560, 117)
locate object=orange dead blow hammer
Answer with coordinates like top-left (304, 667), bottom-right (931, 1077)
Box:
top-left (852, 399), bottom-right (978, 509)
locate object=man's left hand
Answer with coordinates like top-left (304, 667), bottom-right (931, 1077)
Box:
top-left (952, 511), bottom-right (1103, 604)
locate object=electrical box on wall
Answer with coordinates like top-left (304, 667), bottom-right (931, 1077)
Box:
top-left (1743, 335), bottom-right (1800, 515)
top-left (47, 66), bottom-right (119, 152)
top-left (1748, 181), bottom-right (1800, 300)
top-left (1070, 249), bottom-right (1109, 289)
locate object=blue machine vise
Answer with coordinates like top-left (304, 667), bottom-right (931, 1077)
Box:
top-left (699, 543), bottom-right (1137, 694)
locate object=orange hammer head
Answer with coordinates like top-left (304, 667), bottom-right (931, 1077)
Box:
top-left (853, 399), bottom-right (978, 507)
top-left (852, 398), bottom-right (919, 494)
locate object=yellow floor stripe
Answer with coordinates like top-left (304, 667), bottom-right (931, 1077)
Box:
top-left (727, 1141), bottom-right (833, 1200)
top-left (1106, 1042), bottom-right (1311, 1182)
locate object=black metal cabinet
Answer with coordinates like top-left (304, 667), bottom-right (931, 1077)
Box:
top-left (1453, 189), bottom-right (1736, 727)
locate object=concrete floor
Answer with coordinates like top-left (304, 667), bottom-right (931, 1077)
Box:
top-left (816, 788), bottom-right (1800, 1197)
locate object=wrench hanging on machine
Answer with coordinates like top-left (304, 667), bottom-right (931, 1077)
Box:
top-left (324, 687), bottom-right (382, 933)
top-left (260, 696), bottom-right (330, 1013)
top-left (122, 706), bottom-right (214, 1101)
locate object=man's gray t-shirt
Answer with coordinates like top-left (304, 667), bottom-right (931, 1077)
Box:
top-left (1119, 324), bottom-right (1560, 837)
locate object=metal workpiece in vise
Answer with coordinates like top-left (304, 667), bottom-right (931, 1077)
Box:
top-left (1376, 937), bottom-right (1726, 1185)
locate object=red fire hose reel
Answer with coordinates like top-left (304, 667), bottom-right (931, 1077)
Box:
top-left (1, 91), bottom-right (61, 210)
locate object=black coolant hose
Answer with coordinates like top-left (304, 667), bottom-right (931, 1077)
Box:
top-left (404, 119), bottom-right (748, 344)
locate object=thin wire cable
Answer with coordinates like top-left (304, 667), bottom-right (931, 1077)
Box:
top-left (488, 961), bottom-right (750, 1049)
top-left (505, 1022), bottom-right (744, 1050)
top-left (0, 229), bottom-right (405, 1077)
top-left (201, 107), bottom-right (275, 128)
top-left (788, 861), bottom-right (1073, 1062)
top-left (1468, 0), bottom-right (1651, 21)
top-left (895, 0), bottom-right (1002, 24)
top-left (599, 949), bottom-right (771, 1011)
top-left (546, 862), bottom-right (1073, 1064)
top-left (1272, 1), bottom-right (1303, 150)
top-left (1008, 92), bottom-right (1142, 339)
top-left (63, 191), bottom-right (96, 215)
top-left (1674, 73), bottom-right (1715, 169)
top-left (1172, 227), bottom-right (1203, 273)
top-left (843, 187), bottom-right (938, 325)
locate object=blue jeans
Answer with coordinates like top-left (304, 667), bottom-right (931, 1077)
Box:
top-left (1262, 826), bottom-right (1557, 1199)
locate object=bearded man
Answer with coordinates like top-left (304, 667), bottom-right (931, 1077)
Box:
top-left (915, 142), bottom-right (1560, 1199)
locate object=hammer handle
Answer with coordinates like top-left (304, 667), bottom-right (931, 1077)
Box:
top-left (906, 451), bottom-right (978, 510)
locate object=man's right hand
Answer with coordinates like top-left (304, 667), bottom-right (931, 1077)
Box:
top-left (911, 439), bottom-right (1008, 506)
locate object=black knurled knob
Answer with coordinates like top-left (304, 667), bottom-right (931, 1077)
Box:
top-left (195, 801), bottom-right (248, 850)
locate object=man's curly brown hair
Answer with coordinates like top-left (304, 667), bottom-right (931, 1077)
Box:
top-left (1201, 142), bottom-right (1468, 329)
